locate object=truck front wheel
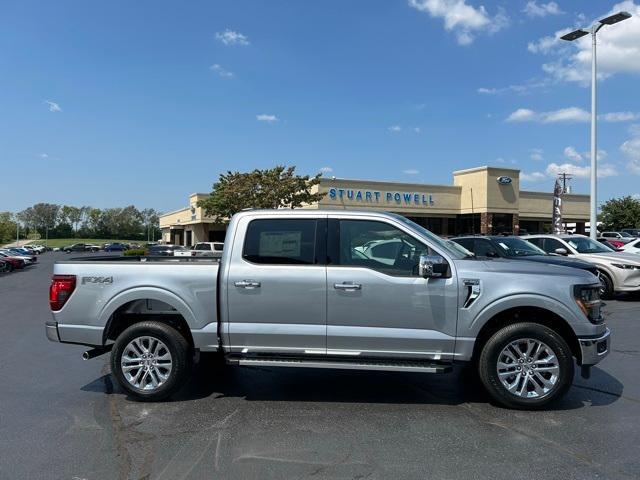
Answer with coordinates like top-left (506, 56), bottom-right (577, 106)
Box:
top-left (478, 322), bottom-right (574, 409)
top-left (110, 321), bottom-right (192, 401)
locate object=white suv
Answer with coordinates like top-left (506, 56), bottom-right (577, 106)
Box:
top-left (524, 234), bottom-right (640, 299)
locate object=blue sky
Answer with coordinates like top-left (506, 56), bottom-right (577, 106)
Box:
top-left (1, 0), bottom-right (640, 213)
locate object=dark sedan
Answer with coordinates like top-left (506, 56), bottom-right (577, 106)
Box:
top-left (104, 243), bottom-right (127, 252)
top-left (147, 244), bottom-right (184, 256)
top-left (451, 235), bottom-right (598, 276)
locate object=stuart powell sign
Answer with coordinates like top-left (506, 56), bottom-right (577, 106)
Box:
top-left (328, 188), bottom-right (435, 206)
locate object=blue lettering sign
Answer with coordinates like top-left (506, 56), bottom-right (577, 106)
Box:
top-left (338, 189), bottom-right (344, 199)
top-left (329, 188), bottom-right (336, 199)
top-left (365, 191), bottom-right (372, 201)
top-left (356, 191), bottom-right (363, 200)
top-left (394, 193), bottom-right (401, 202)
top-left (347, 190), bottom-right (354, 199)
top-left (374, 191), bottom-right (380, 201)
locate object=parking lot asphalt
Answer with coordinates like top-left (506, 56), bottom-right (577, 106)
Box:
top-left (1, 252), bottom-right (639, 480)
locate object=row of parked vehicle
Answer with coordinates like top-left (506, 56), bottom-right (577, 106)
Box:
top-left (449, 233), bottom-right (640, 299)
top-left (0, 246), bottom-right (40, 273)
top-left (59, 242), bottom-right (135, 253)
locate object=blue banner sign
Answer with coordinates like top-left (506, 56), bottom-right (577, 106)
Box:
top-left (328, 188), bottom-right (434, 206)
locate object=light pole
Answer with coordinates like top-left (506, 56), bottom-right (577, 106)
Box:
top-left (560, 11), bottom-right (631, 240)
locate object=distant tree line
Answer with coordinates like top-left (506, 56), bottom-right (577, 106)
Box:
top-left (0, 204), bottom-right (160, 244)
top-left (599, 196), bottom-right (640, 231)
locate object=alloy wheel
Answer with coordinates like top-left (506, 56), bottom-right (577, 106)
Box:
top-left (120, 336), bottom-right (173, 391)
top-left (496, 338), bottom-right (560, 399)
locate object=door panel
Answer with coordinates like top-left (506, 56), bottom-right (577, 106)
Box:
top-left (326, 219), bottom-right (458, 360)
top-left (226, 217), bottom-right (327, 354)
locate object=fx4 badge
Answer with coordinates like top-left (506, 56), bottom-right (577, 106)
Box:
top-left (82, 276), bottom-right (113, 285)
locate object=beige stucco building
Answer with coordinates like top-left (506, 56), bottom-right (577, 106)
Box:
top-left (160, 166), bottom-right (589, 245)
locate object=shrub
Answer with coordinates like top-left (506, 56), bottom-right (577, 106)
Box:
top-left (123, 249), bottom-right (146, 256)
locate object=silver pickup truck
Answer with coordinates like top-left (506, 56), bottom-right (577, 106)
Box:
top-left (46, 210), bottom-right (610, 409)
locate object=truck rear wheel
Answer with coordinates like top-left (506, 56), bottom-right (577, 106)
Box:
top-left (110, 321), bottom-right (192, 401)
top-left (478, 322), bottom-right (574, 409)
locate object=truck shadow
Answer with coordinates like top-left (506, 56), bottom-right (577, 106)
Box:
top-left (82, 356), bottom-right (624, 411)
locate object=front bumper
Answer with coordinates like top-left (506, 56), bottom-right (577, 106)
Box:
top-left (578, 328), bottom-right (610, 366)
top-left (45, 322), bottom-right (60, 342)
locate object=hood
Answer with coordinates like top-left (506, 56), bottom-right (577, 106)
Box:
top-left (511, 254), bottom-right (594, 270)
top-left (454, 257), bottom-right (596, 282)
top-left (578, 252), bottom-right (640, 265)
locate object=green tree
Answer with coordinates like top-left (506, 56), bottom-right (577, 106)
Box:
top-left (198, 166), bottom-right (325, 223)
top-left (0, 212), bottom-right (18, 244)
top-left (599, 196), bottom-right (640, 231)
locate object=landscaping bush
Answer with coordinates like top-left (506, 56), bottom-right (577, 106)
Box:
top-left (123, 249), bottom-right (146, 256)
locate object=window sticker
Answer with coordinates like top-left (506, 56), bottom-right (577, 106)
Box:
top-left (259, 231), bottom-right (302, 257)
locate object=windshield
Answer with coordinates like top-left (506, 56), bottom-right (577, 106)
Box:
top-left (392, 214), bottom-right (472, 259)
top-left (567, 236), bottom-right (613, 254)
top-left (621, 232), bottom-right (633, 237)
top-left (493, 237), bottom-right (546, 257)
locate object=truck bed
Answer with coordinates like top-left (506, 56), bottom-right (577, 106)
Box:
top-left (50, 255), bottom-right (220, 351)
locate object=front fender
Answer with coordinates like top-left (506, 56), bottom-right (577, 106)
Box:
top-left (469, 293), bottom-right (585, 337)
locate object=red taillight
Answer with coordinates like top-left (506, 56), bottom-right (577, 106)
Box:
top-left (49, 275), bottom-right (76, 311)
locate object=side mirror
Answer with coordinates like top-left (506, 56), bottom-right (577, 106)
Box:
top-left (555, 247), bottom-right (568, 256)
top-left (418, 254), bottom-right (448, 278)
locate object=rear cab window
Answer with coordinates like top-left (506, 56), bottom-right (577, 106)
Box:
top-left (242, 218), bottom-right (324, 265)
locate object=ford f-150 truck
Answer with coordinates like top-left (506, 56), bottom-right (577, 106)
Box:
top-left (46, 210), bottom-right (610, 409)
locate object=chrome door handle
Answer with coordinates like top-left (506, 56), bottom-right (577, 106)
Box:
top-left (234, 280), bottom-right (261, 289)
top-left (334, 282), bottom-right (362, 291)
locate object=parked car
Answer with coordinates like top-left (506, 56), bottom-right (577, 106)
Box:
top-left (104, 243), bottom-right (127, 252)
top-left (620, 239), bottom-right (640, 255)
top-left (28, 244), bottom-right (47, 254)
top-left (174, 242), bottom-right (224, 258)
top-left (0, 252), bottom-right (26, 270)
top-left (63, 243), bottom-right (100, 253)
top-left (600, 231), bottom-right (634, 244)
top-left (0, 249), bottom-right (36, 265)
top-left (524, 234), bottom-right (640, 299)
top-left (147, 244), bottom-right (184, 256)
top-left (450, 236), bottom-right (598, 276)
top-left (598, 237), bottom-right (625, 249)
top-left (0, 259), bottom-right (11, 273)
top-left (621, 228), bottom-right (640, 238)
top-left (47, 210), bottom-right (609, 409)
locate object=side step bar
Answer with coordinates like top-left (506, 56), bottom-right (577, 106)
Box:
top-left (227, 356), bottom-right (452, 374)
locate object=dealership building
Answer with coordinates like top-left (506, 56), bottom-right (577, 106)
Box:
top-left (159, 166), bottom-right (590, 245)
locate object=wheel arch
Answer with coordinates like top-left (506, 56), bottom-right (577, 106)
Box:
top-left (471, 306), bottom-right (582, 364)
top-left (100, 288), bottom-right (196, 346)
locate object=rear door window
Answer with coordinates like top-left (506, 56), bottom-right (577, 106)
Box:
top-left (243, 219), bottom-right (322, 265)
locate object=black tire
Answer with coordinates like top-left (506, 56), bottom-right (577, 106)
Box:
top-left (478, 322), bottom-right (574, 410)
top-left (110, 321), bottom-right (192, 401)
top-left (598, 270), bottom-right (614, 300)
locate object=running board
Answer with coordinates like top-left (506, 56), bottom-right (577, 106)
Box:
top-left (227, 356), bottom-right (452, 373)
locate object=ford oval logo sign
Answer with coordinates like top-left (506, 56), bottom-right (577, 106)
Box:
top-left (497, 176), bottom-right (512, 185)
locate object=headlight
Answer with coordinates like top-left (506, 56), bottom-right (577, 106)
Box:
top-left (574, 285), bottom-right (603, 324)
top-left (611, 263), bottom-right (640, 270)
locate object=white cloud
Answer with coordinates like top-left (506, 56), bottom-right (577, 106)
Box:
top-left (506, 108), bottom-right (537, 122)
top-left (506, 107), bottom-right (588, 123)
top-left (215, 29), bottom-right (250, 46)
top-left (584, 149), bottom-right (608, 161)
top-left (38, 153), bottom-right (49, 159)
top-left (621, 124), bottom-right (640, 174)
top-left (529, 1), bottom-right (640, 83)
top-left (530, 148), bottom-right (544, 161)
top-left (600, 111), bottom-right (639, 122)
top-left (545, 162), bottom-right (618, 178)
top-left (523, 1), bottom-right (563, 18)
top-left (408, 0), bottom-right (509, 46)
top-left (388, 125), bottom-right (402, 132)
top-left (413, 127), bottom-right (421, 133)
top-left (44, 100), bottom-right (61, 112)
top-left (210, 64), bottom-right (234, 78)
top-left (564, 146), bottom-right (583, 162)
top-left (508, 107), bottom-right (639, 123)
top-left (256, 114), bottom-right (278, 123)
top-left (521, 171), bottom-right (547, 182)
top-left (403, 169), bottom-right (420, 175)
top-left (319, 166), bottom-right (333, 174)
